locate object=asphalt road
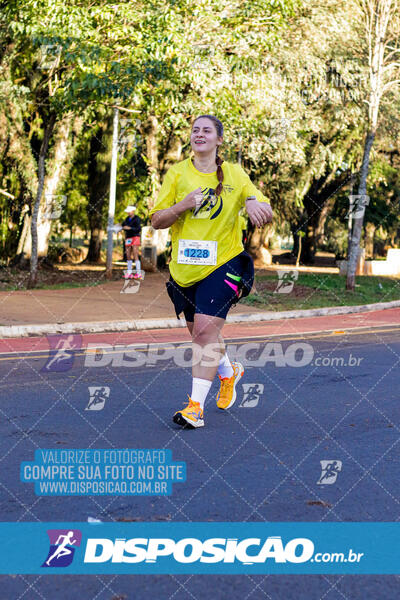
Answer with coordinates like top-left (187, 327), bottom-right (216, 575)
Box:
top-left (0, 324), bottom-right (399, 599)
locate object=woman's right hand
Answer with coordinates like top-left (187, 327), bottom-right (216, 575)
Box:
top-left (152, 187), bottom-right (204, 229)
top-left (182, 187), bottom-right (203, 210)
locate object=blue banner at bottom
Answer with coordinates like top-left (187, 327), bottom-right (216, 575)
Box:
top-left (0, 522), bottom-right (398, 574)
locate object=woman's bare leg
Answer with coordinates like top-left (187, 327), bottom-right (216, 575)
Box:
top-left (191, 313), bottom-right (226, 381)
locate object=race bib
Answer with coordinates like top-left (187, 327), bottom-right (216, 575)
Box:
top-left (177, 239), bottom-right (217, 265)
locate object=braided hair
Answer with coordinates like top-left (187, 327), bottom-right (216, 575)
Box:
top-left (192, 114), bottom-right (224, 197)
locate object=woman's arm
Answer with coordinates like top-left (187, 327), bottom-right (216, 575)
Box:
top-left (237, 165), bottom-right (273, 228)
top-left (151, 187), bottom-right (203, 229)
top-left (245, 197), bottom-right (273, 228)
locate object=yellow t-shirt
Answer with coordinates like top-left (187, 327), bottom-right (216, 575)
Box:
top-left (149, 157), bottom-right (269, 287)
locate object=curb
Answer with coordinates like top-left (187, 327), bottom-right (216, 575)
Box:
top-left (226, 299), bottom-right (400, 323)
top-left (1, 300), bottom-right (400, 338)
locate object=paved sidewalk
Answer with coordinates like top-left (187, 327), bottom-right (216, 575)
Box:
top-left (0, 271), bottom-right (270, 327)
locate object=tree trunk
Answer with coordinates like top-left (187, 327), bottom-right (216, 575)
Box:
top-left (160, 136), bottom-right (182, 176)
top-left (23, 114), bottom-right (82, 259)
top-left (143, 115), bottom-right (160, 210)
top-left (300, 165), bottom-right (355, 264)
top-left (346, 0), bottom-right (392, 287)
top-left (302, 221), bottom-right (316, 264)
top-left (14, 206), bottom-right (31, 265)
top-left (315, 195), bottom-right (337, 247)
top-left (246, 224), bottom-right (262, 258)
top-left (290, 223), bottom-right (300, 259)
top-left (86, 122), bottom-right (113, 263)
top-left (346, 131), bottom-right (375, 290)
top-left (364, 222), bottom-right (376, 258)
top-left (247, 224), bottom-right (272, 262)
top-left (28, 113), bottom-right (56, 288)
top-left (87, 227), bottom-right (103, 262)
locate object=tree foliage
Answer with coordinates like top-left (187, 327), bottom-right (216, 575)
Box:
top-left (0, 0), bottom-right (399, 276)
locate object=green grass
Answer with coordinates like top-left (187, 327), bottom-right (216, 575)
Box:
top-left (241, 272), bottom-right (400, 311)
top-left (38, 281), bottom-right (103, 290)
top-left (3, 281), bottom-right (103, 291)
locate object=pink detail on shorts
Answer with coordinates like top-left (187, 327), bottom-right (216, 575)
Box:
top-left (224, 279), bottom-right (240, 296)
top-left (125, 236), bottom-right (141, 247)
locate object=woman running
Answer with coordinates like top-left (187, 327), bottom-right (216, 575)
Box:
top-left (150, 115), bottom-right (273, 428)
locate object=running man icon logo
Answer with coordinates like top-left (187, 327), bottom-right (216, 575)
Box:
top-left (42, 194), bottom-right (67, 219)
top-left (317, 460), bottom-right (343, 485)
top-left (346, 195), bottom-right (370, 220)
top-left (266, 118), bottom-right (291, 143)
top-left (42, 529), bottom-right (82, 568)
top-left (41, 334), bottom-right (82, 373)
top-left (239, 384), bottom-right (264, 408)
top-left (120, 275), bottom-right (143, 294)
top-left (86, 386), bottom-right (110, 411)
top-left (274, 270), bottom-right (298, 294)
top-left (38, 43), bottom-right (62, 70)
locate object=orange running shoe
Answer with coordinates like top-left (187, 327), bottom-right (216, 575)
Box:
top-left (216, 361), bottom-right (244, 410)
top-left (173, 396), bottom-right (204, 428)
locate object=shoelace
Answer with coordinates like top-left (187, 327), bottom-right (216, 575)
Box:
top-left (183, 396), bottom-right (199, 409)
top-left (182, 397), bottom-right (202, 418)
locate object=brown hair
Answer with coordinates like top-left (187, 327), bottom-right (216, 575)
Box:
top-left (192, 114), bottom-right (224, 197)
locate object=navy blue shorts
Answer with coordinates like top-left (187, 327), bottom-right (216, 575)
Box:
top-left (166, 251), bottom-right (254, 322)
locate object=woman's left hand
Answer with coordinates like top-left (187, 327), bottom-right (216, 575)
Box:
top-left (246, 199), bottom-right (273, 228)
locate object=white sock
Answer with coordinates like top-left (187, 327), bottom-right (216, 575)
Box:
top-left (218, 353), bottom-right (234, 379)
top-left (127, 260), bottom-right (133, 274)
top-left (191, 377), bottom-right (212, 409)
top-left (135, 259), bottom-right (141, 272)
